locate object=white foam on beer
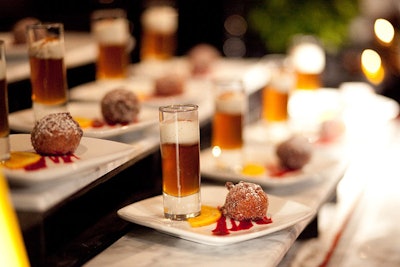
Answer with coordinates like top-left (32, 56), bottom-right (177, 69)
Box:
top-left (29, 39), bottom-right (64, 59)
top-left (269, 70), bottom-right (295, 93)
top-left (291, 43), bottom-right (325, 74)
top-left (142, 6), bottom-right (178, 34)
top-left (160, 120), bottom-right (199, 144)
top-left (93, 18), bottom-right (129, 44)
top-left (215, 92), bottom-right (246, 114)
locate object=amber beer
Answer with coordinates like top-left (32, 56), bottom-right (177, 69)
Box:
top-left (263, 87), bottom-right (288, 122)
top-left (289, 35), bottom-right (325, 90)
top-left (141, 6), bottom-right (177, 60)
top-left (0, 78), bottom-right (9, 139)
top-left (92, 10), bottom-right (130, 79)
top-left (295, 72), bottom-right (321, 90)
top-left (212, 88), bottom-right (246, 150)
top-left (161, 142), bottom-right (200, 197)
top-left (0, 40), bottom-right (10, 161)
top-left (97, 43), bottom-right (128, 79)
top-left (262, 67), bottom-right (294, 122)
top-left (159, 105), bottom-right (200, 220)
top-left (29, 56), bottom-right (67, 105)
top-left (27, 23), bottom-right (68, 121)
top-left (212, 107), bottom-right (243, 149)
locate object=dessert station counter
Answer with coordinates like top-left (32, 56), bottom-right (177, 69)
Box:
top-left (4, 35), bottom-right (399, 267)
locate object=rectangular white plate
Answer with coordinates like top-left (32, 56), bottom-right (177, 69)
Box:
top-left (69, 78), bottom-right (210, 107)
top-left (200, 146), bottom-right (341, 188)
top-left (118, 185), bottom-right (315, 246)
top-left (3, 134), bottom-right (137, 185)
top-left (8, 102), bottom-right (158, 138)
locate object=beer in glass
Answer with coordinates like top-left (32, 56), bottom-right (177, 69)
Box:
top-left (27, 23), bottom-right (68, 121)
top-left (92, 9), bottom-right (130, 80)
top-left (289, 35), bottom-right (325, 90)
top-left (141, 5), bottom-right (178, 60)
top-left (212, 80), bottom-right (246, 150)
top-left (0, 40), bottom-right (10, 161)
top-left (159, 104), bottom-right (201, 220)
top-left (262, 62), bottom-right (295, 122)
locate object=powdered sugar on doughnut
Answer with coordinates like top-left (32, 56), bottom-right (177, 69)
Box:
top-left (31, 112), bottom-right (83, 155)
top-left (101, 89), bottom-right (140, 124)
top-left (32, 112), bottom-right (81, 137)
top-left (222, 181), bottom-right (269, 221)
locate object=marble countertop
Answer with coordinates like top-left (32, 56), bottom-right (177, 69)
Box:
top-left (280, 119), bottom-right (400, 267)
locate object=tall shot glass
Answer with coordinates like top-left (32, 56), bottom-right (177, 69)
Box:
top-left (211, 80), bottom-right (247, 170)
top-left (159, 104), bottom-right (201, 220)
top-left (91, 8), bottom-right (131, 80)
top-left (27, 23), bottom-right (68, 121)
top-left (0, 40), bottom-right (10, 161)
top-left (212, 80), bottom-right (246, 150)
top-left (140, 5), bottom-right (178, 60)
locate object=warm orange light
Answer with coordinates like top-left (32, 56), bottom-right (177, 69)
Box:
top-left (374, 18), bottom-right (395, 45)
top-left (0, 169), bottom-right (30, 267)
top-left (361, 49), bottom-right (385, 85)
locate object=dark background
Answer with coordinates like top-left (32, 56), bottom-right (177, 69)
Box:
top-left (1, 0), bottom-right (400, 103)
top-left (0, 0), bottom-right (265, 63)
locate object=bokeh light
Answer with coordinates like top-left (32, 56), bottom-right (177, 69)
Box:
top-left (374, 18), bottom-right (395, 45)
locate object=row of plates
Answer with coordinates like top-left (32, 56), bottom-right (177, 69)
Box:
top-left (7, 84), bottom-right (398, 187)
top-left (4, 133), bottom-right (316, 246)
top-left (5, 58), bottom-right (399, 246)
top-left (4, 132), bottom-right (338, 186)
top-left (6, 59), bottom-right (268, 185)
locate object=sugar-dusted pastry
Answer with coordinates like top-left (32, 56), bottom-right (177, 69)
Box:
top-left (276, 135), bottom-right (313, 170)
top-left (101, 88), bottom-right (140, 124)
top-left (187, 43), bottom-right (220, 76)
top-left (12, 17), bottom-right (40, 44)
top-left (31, 112), bottom-right (83, 155)
top-left (221, 181), bottom-right (269, 221)
top-left (154, 74), bottom-right (184, 96)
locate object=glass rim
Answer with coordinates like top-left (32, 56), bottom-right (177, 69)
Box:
top-left (27, 22), bottom-right (64, 30)
top-left (213, 78), bottom-right (244, 88)
top-left (91, 8), bottom-right (127, 20)
top-left (0, 40), bottom-right (5, 61)
top-left (159, 104), bottom-right (198, 113)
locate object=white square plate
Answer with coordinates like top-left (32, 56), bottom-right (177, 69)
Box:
top-left (3, 134), bottom-right (137, 185)
top-left (200, 146), bottom-right (342, 188)
top-left (8, 102), bottom-right (158, 138)
top-left (118, 185), bottom-right (315, 246)
top-left (69, 78), bottom-right (210, 107)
